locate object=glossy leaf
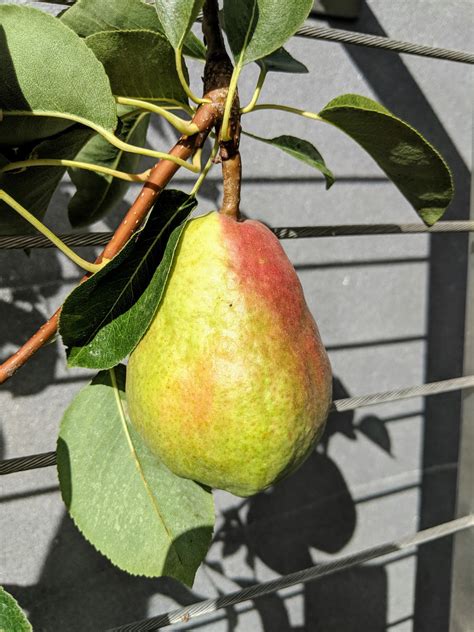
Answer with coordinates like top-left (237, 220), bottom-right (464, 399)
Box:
top-left (0, 127), bottom-right (93, 235)
top-left (0, 587), bottom-right (32, 632)
top-left (257, 47), bottom-right (308, 73)
top-left (85, 30), bottom-right (189, 105)
top-left (319, 94), bottom-right (454, 225)
top-left (68, 109), bottom-right (150, 228)
top-left (60, 0), bottom-right (206, 59)
top-left (60, 190), bottom-right (196, 369)
top-left (57, 365), bottom-right (214, 584)
top-left (223, 0), bottom-right (313, 65)
top-left (155, 0), bottom-right (205, 50)
top-left (0, 5), bottom-right (117, 145)
top-left (244, 131), bottom-right (334, 189)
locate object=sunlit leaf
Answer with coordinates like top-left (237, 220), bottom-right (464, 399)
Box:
top-left (0, 5), bottom-right (116, 145)
top-left (57, 365), bottom-right (214, 584)
top-left (0, 586), bottom-right (32, 632)
top-left (154, 0), bottom-right (205, 50)
top-left (244, 131), bottom-right (334, 188)
top-left (85, 30), bottom-right (189, 105)
top-left (61, 0), bottom-right (206, 58)
top-left (319, 94), bottom-right (454, 225)
top-left (223, 0), bottom-right (313, 65)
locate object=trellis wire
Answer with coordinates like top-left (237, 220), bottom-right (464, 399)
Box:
top-left (1, 221), bottom-right (473, 249)
top-left (1, 375), bottom-right (473, 476)
top-left (294, 25), bottom-right (474, 64)
top-left (107, 515), bottom-right (474, 631)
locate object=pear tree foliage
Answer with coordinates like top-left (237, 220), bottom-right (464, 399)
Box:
top-left (0, 0), bottom-right (453, 583)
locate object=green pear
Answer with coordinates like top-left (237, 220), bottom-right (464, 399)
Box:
top-left (126, 211), bottom-right (332, 496)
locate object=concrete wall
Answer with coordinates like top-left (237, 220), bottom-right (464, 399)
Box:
top-left (1, 1), bottom-right (472, 630)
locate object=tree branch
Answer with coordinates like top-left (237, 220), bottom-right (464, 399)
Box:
top-left (0, 4), bottom-right (232, 385)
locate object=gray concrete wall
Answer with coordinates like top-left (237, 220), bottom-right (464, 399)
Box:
top-left (1, 1), bottom-right (472, 630)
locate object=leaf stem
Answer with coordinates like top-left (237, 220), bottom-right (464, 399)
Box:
top-left (190, 137), bottom-right (219, 196)
top-left (0, 159), bottom-right (150, 182)
top-left (220, 63), bottom-right (242, 141)
top-left (3, 111), bottom-right (199, 172)
top-left (240, 67), bottom-right (268, 114)
top-left (115, 97), bottom-right (200, 135)
top-left (0, 190), bottom-right (103, 274)
top-left (175, 48), bottom-right (211, 106)
top-left (244, 103), bottom-right (323, 122)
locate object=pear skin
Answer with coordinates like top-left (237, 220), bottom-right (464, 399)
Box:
top-left (126, 211), bottom-right (332, 496)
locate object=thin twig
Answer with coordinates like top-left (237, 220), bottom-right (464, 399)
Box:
top-left (0, 5), bottom-right (228, 385)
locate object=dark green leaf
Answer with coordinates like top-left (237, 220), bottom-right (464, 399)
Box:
top-left (68, 109), bottom-right (150, 228)
top-left (319, 94), bottom-right (454, 225)
top-left (244, 131), bottom-right (334, 189)
top-left (60, 190), bottom-right (196, 369)
top-left (155, 0), bottom-right (204, 50)
top-left (223, 0), bottom-right (313, 65)
top-left (0, 586), bottom-right (32, 632)
top-left (257, 47), bottom-right (308, 73)
top-left (57, 365), bottom-right (214, 583)
top-left (0, 127), bottom-right (93, 235)
top-left (85, 29), bottom-right (189, 105)
top-left (0, 5), bottom-right (117, 145)
top-left (61, 0), bottom-right (206, 59)
top-left (358, 415), bottom-right (392, 456)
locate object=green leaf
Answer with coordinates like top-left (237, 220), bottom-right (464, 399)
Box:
top-left (68, 109), bottom-right (150, 228)
top-left (0, 127), bottom-right (93, 235)
top-left (0, 5), bottom-right (117, 145)
top-left (223, 0), bottom-right (313, 65)
top-left (0, 586), bottom-right (32, 632)
top-left (57, 365), bottom-right (214, 583)
top-left (85, 30), bottom-right (189, 105)
top-left (319, 94), bottom-right (454, 225)
top-left (61, 0), bottom-right (206, 59)
top-left (60, 190), bottom-right (196, 369)
top-left (257, 47), bottom-right (308, 73)
top-left (244, 131), bottom-right (334, 189)
top-left (154, 0), bottom-right (205, 50)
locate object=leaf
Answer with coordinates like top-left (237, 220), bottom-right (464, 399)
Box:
top-left (61, 0), bottom-right (206, 59)
top-left (154, 0), bottom-right (205, 50)
top-left (358, 415), bottom-right (392, 456)
top-left (68, 109), bottom-right (150, 228)
top-left (60, 190), bottom-right (197, 369)
top-left (0, 5), bottom-right (117, 145)
top-left (57, 365), bottom-right (214, 584)
top-left (223, 0), bottom-right (313, 65)
top-left (244, 131), bottom-right (334, 189)
top-left (257, 47), bottom-right (308, 73)
top-left (0, 127), bottom-right (93, 235)
top-left (319, 94), bottom-right (454, 225)
top-left (85, 30), bottom-right (189, 105)
top-left (0, 586), bottom-right (32, 632)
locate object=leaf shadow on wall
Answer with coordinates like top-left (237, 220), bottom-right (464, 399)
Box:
top-left (0, 252), bottom-right (62, 397)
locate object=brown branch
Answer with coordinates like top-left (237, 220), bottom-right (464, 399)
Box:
top-left (0, 4), bottom-right (231, 385)
top-left (203, 0), bottom-right (242, 220)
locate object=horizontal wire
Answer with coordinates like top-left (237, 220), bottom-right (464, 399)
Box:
top-left (1, 221), bottom-right (473, 250)
top-left (294, 25), bottom-right (474, 64)
top-left (107, 515), bottom-right (474, 631)
top-left (1, 375), bottom-right (472, 477)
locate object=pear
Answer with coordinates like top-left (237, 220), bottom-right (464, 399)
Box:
top-left (126, 211), bottom-right (332, 497)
